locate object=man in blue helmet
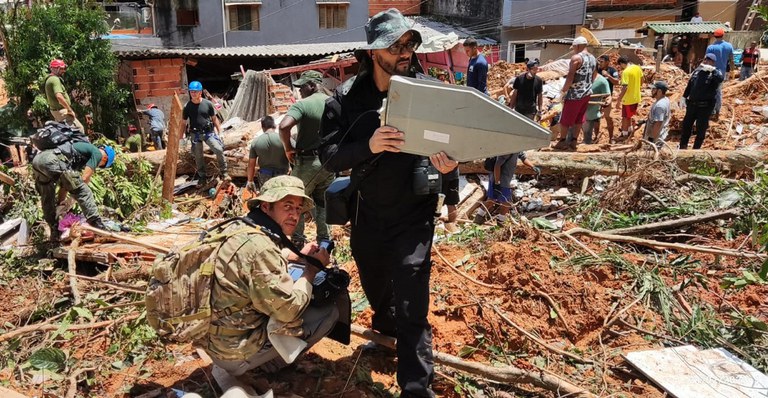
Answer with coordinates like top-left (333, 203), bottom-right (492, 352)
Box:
top-left (32, 138), bottom-right (115, 241)
top-left (181, 80), bottom-right (227, 183)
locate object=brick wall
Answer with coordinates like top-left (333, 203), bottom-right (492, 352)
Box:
top-left (369, 0), bottom-right (422, 16)
top-left (268, 84), bottom-right (296, 114)
top-left (587, 0), bottom-right (677, 9)
top-left (128, 58), bottom-right (185, 102)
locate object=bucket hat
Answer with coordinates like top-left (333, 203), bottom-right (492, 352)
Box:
top-left (358, 8), bottom-right (422, 51)
top-left (249, 175), bottom-right (314, 213)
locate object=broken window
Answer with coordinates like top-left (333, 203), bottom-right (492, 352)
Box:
top-left (318, 4), bottom-right (347, 29)
top-left (228, 5), bottom-right (260, 31)
top-left (176, 0), bottom-right (199, 27)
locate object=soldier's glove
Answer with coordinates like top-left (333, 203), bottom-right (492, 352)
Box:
top-left (532, 166), bottom-right (542, 177)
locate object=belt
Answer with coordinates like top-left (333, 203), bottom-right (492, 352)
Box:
top-left (296, 149), bottom-right (319, 157)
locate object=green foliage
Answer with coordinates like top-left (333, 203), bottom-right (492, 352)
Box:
top-left (28, 347), bottom-right (67, 372)
top-left (0, 0), bottom-right (131, 136)
top-left (88, 139), bottom-right (161, 220)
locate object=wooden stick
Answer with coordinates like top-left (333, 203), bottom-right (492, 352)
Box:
top-left (603, 294), bottom-right (644, 328)
top-left (598, 209), bottom-right (740, 236)
top-left (65, 367), bottom-right (95, 398)
top-left (0, 313), bottom-right (140, 343)
top-left (563, 227), bottom-right (765, 260)
top-left (489, 304), bottom-right (594, 364)
top-left (675, 173), bottom-right (741, 185)
top-left (350, 324), bottom-right (595, 398)
top-left (535, 289), bottom-right (573, 335)
top-left (0, 171), bottom-right (14, 186)
top-left (70, 274), bottom-right (145, 294)
top-left (433, 246), bottom-right (504, 290)
top-left (562, 232), bottom-right (600, 259)
top-left (78, 224), bottom-right (171, 254)
top-left (68, 237), bottom-right (82, 305)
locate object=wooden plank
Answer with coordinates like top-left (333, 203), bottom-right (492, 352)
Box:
top-left (0, 170), bottom-right (14, 185)
top-left (162, 93), bottom-right (184, 201)
top-left (624, 345), bottom-right (768, 398)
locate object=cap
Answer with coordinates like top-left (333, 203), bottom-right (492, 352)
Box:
top-left (714, 28), bottom-right (725, 37)
top-left (292, 70), bottom-right (324, 86)
top-left (50, 59), bottom-right (67, 69)
top-left (571, 36), bottom-right (589, 48)
top-left (358, 8), bottom-right (422, 51)
top-left (248, 175), bottom-right (314, 213)
top-left (526, 60), bottom-right (539, 69)
top-left (146, 103), bottom-right (157, 110)
top-left (650, 81), bottom-right (669, 92)
top-left (705, 53), bottom-right (717, 62)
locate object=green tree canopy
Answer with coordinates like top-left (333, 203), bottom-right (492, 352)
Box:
top-left (0, 0), bottom-right (130, 137)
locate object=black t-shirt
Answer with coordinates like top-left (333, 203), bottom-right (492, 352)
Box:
top-left (182, 99), bottom-right (215, 132)
top-left (512, 74), bottom-right (543, 114)
top-left (597, 66), bottom-right (619, 93)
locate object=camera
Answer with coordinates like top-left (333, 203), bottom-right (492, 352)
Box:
top-left (318, 239), bottom-right (334, 253)
top-left (412, 157), bottom-right (442, 195)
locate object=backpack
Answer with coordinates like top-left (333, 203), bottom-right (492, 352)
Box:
top-left (145, 218), bottom-right (263, 344)
top-left (30, 121), bottom-right (89, 161)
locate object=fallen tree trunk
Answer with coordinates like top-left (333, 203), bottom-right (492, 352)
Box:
top-left (598, 209), bottom-right (741, 236)
top-left (459, 150), bottom-right (764, 177)
top-left (350, 324), bottom-right (595, 397)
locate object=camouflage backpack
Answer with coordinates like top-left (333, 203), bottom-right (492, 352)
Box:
top-left (145, 218), bottom-right (263, 344)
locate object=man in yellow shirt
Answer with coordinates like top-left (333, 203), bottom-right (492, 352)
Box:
top-left (616, 56), bottom-right (642, 141)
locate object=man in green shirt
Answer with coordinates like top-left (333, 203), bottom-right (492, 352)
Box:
top-left (279, 70), bottom-right (335, 246)
top-left (246, 116), bottom-right (290, 192)
top-left (581, 74), bottom-right (611, 144)
top-left (125, 125), bottom-right (142, 153)
top-left (44, 59), bottom-right (84, 132)
top-left (31, 133), bottom-right (115, 241)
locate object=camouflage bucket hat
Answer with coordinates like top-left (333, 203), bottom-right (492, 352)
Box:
top-left (359, 8), bottom-right (422, 51)
top-left (293, 70), bottom-right (324, 86)
top-left (248, 175), bottom-right (314, 213)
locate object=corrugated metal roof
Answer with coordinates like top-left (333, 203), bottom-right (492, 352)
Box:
top-left (114, 41), bottom-right (367, 58)
top-left (407, 16), bottom-right (497, 46)
top-left (637, 22), bottom-right (731, 34)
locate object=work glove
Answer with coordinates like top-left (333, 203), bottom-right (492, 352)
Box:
top-left (245, 181), bottom-right (257, 193)
top-left (532, 166), bottom-right (542, 176)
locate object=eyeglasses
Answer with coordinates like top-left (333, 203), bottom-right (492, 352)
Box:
top-left (387, 40), bottom-right (420, 55)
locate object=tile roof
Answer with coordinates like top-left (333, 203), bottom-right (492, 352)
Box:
top-left (637, 22), bottom-right (731, 34)
top-left (113, 41), bottom-right (367, 58)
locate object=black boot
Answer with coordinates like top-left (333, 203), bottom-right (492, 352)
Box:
top-left (87, 217), bottom-right (107, 231)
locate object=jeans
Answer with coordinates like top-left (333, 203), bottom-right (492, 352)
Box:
top-left (740, 65), bottom-right (754, 81)
top-left (291, 155), bottom-right (334, 243)
top-left (191, 131), bottom-right (227, 179)
top-left (150, 128), bottom-right (164, 150)
top-left (582, 118), bottom-right (599, 144)
top-left (680, 101), bottom-right (716, 149)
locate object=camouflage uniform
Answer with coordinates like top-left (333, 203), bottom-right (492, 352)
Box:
top-left (31, 143), bottom-right (102, 232)
top-left (205, 176), bottom-right (338, 376)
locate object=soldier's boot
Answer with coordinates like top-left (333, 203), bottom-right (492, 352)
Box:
top-left (87, 217), bottom-right (107, 231)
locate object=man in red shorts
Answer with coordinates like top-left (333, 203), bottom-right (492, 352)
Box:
top-left (616, 56), bottom-right (642, 141)
top-left (554, 36), bottom-right (596, 150)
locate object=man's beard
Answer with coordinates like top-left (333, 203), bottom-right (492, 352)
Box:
top-left (374, 52), bottom-right (411, 77)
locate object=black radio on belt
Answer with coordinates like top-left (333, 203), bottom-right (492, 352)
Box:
top-left (412, 157), bottom-right (442, 195)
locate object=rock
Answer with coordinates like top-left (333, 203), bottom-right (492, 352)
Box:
top-left (550, 187), bottom-right (572, 200)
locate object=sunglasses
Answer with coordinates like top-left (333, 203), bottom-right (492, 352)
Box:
top-left (387, 40), bottom-right (420, 55)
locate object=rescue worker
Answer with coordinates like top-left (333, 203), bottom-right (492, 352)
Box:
top-left (44, 59), bottom-right (85, 131)
top-left (246, 116), bottom-right (290, 191)
top-left (680, 53), bottom-right (724, 149)
top-left (319, 8), bottom-right (458, 398)
top-left (32, 138), bottom-right (115, 240)
top-left (279, 70), bottom-right (335, 246)
top-left (139, 103), bottom-right (166, 150)
top-left (206, 176), bottom-right (339, 376)
top-left (181, 81), bottom-right (227, 183)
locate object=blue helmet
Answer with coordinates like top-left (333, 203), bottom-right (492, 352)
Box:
top-left (101, 145), bottom-right (116, 168)
top-left (189, 81), bottom-right (203, 91)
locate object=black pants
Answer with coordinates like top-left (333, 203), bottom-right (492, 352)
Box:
top-left (680, 101), bottom-right (715, 149)
top-left (351, 216), bottom-right (435, 398)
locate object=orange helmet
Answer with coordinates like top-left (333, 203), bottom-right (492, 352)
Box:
top-left (146, 103), bottom-right (157, 110)
top-left (50, 59), bottom-right (67, 69)
top-left (713, 28), bottom-right (725, 37)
